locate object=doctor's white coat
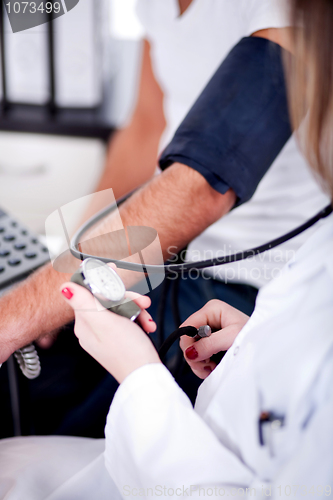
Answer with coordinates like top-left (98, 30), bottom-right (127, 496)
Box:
top-left (0, 219), bottom-right (332, 499)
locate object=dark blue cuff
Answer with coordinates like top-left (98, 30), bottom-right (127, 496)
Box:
top-left (159, 37), bottom-right (292, 207)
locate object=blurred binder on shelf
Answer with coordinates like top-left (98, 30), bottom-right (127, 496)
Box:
top-left (3, 13), bottom-right (49, 105)
top-left (0, 0), bottom-right (107, 108)
top-left (53, 0), bottom-right (105, 108)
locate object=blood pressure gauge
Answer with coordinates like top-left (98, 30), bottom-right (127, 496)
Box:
top-left (70, 258), bottom-right (141, 322)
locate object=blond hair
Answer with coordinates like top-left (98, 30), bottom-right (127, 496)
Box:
top-left (288, 0), bottom-right (333, 200)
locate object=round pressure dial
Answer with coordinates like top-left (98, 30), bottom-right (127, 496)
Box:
top-left (82, 258), bottom-right (126, 302)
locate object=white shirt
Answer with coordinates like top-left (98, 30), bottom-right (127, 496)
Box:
top-left (136, 0), bottom-right (330, 288)
top-left (0, 217), bottom-right (332, 499)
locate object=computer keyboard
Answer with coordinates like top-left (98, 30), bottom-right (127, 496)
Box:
top-left (0, 207), bottom-right (50, 290)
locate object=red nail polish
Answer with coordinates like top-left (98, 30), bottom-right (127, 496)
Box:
top-left (149, 319), bottom-right (154, 322)
top-left (62, 287), bottom-right (73, 300)
top-left (186, 346), bottom-right (198, 360)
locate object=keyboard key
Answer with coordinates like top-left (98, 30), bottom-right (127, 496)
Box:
top-left (0, 266), bottom-right (4, 273)
top-left (21, 230), bottom-right (28, 236)
top-left (14, 243), bottom-right (27, 251)
top-left (8, 259), bottom-right (21, 266)
top-left (31, 238), bottom-right (38, 244)
top-left (0, 227), bottom-right (5, 233)
top-left (25, 252), bottom-right (37, 259)
top-left (3, 234), bottom-right (16, 242)
top-left (0, 249), bottom-right (10, 257)
top-left (11, 222), bottom-right (18, 227)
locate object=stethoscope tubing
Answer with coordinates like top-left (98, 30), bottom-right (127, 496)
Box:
top-left (70, 192), bottom-right (332, 275)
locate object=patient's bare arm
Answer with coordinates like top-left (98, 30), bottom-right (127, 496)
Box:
top-left (0, 164), bottom-right (235, 363)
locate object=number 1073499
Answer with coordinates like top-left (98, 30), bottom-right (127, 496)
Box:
top-left (5, 2), bottom-right (62, 14)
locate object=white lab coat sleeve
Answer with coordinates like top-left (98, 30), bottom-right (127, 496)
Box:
top-left (270, 397), bottom-right (333, 499)
top-left (104, 363), bottom-right (254, 498)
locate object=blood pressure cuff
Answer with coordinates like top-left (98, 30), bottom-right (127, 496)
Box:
top-left (159, 36), bottom-right (292, 206)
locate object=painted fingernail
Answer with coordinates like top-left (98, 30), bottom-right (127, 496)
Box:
top-left (61, 287), bottom-right (73, 300)
top-left (204, 366), bottom-right (212, 373)
top-left (149, 319), bottom-right (154, 322)
top-left (185, 346), bottom-right (198, 360)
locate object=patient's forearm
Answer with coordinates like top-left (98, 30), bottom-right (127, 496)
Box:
top-left (0, 264), bottom-right (73, 362)
top-left (94, 163), bottom-right (236, 261)
top-left (0, 163), bottom-right (235, 361)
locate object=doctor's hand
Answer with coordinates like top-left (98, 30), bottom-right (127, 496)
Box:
top-left (60, 282), bottom-right (160, 384)
top-left (179, 300), bottom-right (249, 379)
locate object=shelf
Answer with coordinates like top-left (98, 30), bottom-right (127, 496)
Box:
top-left (0, 100), bottom-right (115, 141)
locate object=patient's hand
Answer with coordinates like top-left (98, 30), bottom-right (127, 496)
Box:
top-left (179, 300), bottom-right (249, 379)
top-left (60, 280), bottom-right (160, 384)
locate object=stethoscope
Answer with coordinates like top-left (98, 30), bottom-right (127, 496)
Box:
top-left (69, 194), bottom-right (332, 369)
top-left (12, 196), bottom-right (333, 382)
top-left (8, 196), bottom-right (331, 438)
top-left (70, 191), bottom-right (332, 274)
top-left (7, 193), bottom-right (332, 441)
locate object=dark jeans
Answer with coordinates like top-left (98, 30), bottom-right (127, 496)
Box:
top-left (147, 274), bottom-right (258, 403)
top-left (0, 275), bottom-right (257, 439)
